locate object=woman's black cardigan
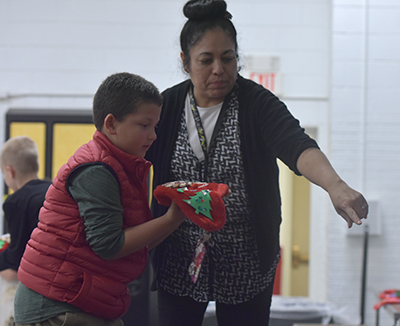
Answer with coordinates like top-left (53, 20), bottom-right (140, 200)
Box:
top-left (146, 75), bottom-right (319, 273)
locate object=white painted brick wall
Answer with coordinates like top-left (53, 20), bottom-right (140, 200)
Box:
top-left (332, 1), bottom-right (400, 325)
top-left (0, 1), bottom-right (185, 95)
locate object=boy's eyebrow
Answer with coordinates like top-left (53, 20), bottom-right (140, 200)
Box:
top-left (139, 116), bottom-right (158, 123)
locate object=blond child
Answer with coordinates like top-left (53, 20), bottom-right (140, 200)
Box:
top-left (0, 136), bottom-right (51, 281)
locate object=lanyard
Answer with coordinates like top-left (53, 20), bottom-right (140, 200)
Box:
top-left (189, 88), bottom-right (208, 155)
top-left (188, 88), bottom-right (213, 283)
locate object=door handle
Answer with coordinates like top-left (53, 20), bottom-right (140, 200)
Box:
top-left (292, 245), bottom-right (309, 268)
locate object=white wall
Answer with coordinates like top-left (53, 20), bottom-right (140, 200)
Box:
top-left (3, 1), bottom-right (399, 325)
top-left (0, 0), bottom-right (186, 93)
top-left (331, 0), bottom-right (400, 325)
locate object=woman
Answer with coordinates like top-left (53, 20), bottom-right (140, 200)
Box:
top-left (146, 1), bottom-right (368, 325)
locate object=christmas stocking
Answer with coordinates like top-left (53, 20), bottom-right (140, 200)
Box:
top-left (153, 181), bottom-right (230, 231)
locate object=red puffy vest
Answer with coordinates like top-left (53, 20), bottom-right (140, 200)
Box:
top-left (18, 131), bottom-right (153, 319)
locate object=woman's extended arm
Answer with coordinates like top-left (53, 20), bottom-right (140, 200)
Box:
top-left (297, 147), bottom-right (368, 228)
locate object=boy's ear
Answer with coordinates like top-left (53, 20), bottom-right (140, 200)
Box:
top-left (103, 113), bottom-right (117, 135)
top-left (6, 166), bottom-right (15, 178)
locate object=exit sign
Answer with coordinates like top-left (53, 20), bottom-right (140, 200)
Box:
top-left (242, 55), bottom-right (282, 96)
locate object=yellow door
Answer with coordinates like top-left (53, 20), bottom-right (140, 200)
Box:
top-left (3, 111), bottom-right (94, 233)
top-left (278, 161), bottom-right (310, 297)
top-left (7, 122), bottom-right (95, 180)
top-left (6, 109), bottom-right (95, 181)
top-left (290, 174), bottom-right (310, 296)
top-left (52, 123), bottom-right (95, 178)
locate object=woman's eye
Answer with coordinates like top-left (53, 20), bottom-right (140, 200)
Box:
top-left (223, 57), bottom-right (235, 63)
top-left (200, 59), bottom-right (212, 65)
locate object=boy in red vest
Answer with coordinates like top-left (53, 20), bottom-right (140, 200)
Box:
top-left (14, 72), bottom-right (187, 325)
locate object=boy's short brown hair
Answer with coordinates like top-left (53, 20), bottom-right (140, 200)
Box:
top-left (92, 72), bottom-right (163, 131)
top-left (0, 136), bottom-right (39, 175)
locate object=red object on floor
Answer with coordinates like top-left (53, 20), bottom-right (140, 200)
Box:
top-left (374, 289), bottom-right (400, 310)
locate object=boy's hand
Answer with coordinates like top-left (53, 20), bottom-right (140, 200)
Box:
top-left (167, 201), bottom-right (187, 223)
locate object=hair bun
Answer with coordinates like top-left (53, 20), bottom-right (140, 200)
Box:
top-left (183, 0), bottom-right (232, 20)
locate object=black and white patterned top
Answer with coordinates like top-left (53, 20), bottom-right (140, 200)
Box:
top-left (157, 87), bottom-right (279, 304)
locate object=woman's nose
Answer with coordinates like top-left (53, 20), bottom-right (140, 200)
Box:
top-left (212, 60), bottom-right (224, 75)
